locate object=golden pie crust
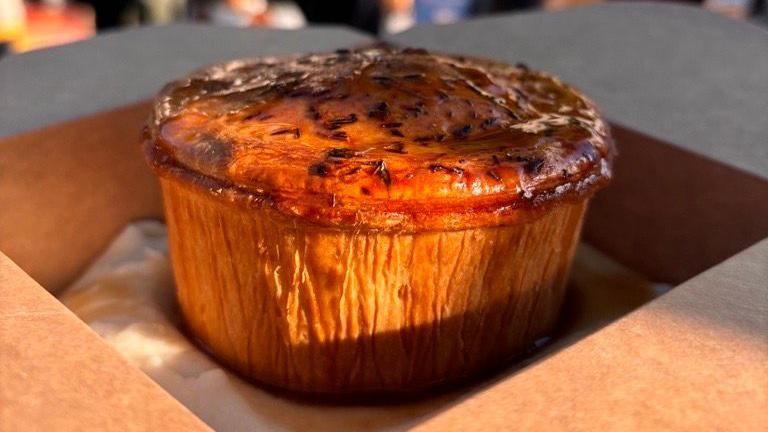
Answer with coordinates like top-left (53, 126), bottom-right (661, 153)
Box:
top-left (144, 46), bottom-right (614, 394)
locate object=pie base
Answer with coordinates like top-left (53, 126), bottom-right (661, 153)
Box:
top-left (161, 177), bottom-right (588, 394)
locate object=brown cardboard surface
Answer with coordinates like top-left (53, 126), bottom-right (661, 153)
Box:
top-left (1, 103), bottom-right (767, 430)
top-left (0, 102), bottom-right (160, 294)
top-left (411, 238), bottom-right (768, 431)
top-left (0, 251), bottom-right (211, 432)
top-left (585, 125), bottom-right (768, 284)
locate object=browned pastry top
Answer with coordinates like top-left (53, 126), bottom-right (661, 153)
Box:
top-left (145, 46), bottom-right (615, 231)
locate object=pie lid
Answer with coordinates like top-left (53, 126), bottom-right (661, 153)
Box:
top-left (145, 46), bottom-right (614, 231)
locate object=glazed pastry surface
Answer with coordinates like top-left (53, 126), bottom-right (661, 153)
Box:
top-left (146, 46), bottom-right (614, 231)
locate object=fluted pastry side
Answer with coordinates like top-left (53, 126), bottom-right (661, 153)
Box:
top-left (161, 177), bottom-right (587, 394)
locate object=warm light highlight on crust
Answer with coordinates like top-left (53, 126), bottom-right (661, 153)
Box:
top-left (161, 176), bottom-right (587, 394)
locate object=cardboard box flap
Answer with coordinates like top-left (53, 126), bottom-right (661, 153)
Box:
top-left (412, 238), bottom-right (768, 431)
top-left (0, 251), bottom-right (211, 432)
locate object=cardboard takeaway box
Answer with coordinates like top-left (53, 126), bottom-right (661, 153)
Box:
top-left (1, 5), bottom-right (767, 431)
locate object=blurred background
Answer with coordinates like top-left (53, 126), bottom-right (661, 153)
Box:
top-left (1, 0), bottom-right (766, 55)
